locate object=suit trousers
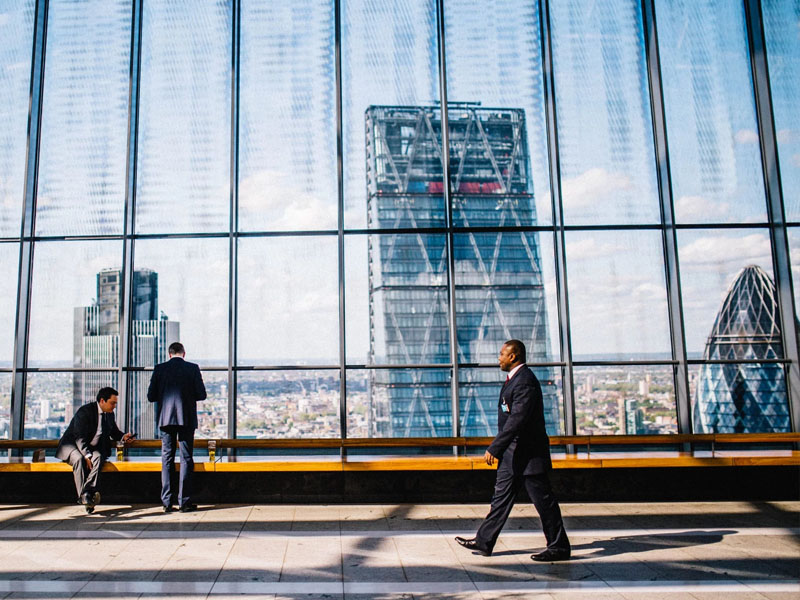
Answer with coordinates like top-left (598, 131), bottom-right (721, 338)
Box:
top-left (476, 453), bottom-right (570, 553)
top-left (64, 448), bottom-right (103, 500)
top-left (160, 425), bottom-right (195, 507)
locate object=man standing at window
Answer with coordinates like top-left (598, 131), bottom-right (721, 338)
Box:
top-left (148, 342), bottom-right (207, 513)
top-left (56, 387), bottom-right (135, 514)
top-left (455, 339), bottom-right (571, 561)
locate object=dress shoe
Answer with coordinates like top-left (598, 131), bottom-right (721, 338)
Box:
top-left (84, 505), bottom-right (94, 514)
top-left (162, 505), bottom-right (174, 513)
top-left (531, 547), bottom-right (571, 562)
top-left (81, 492), bottom-right (100, 507)
top-left (179, 503), bottom-right (198, 513)
top-left (454, 536), bottom-right (492, 556)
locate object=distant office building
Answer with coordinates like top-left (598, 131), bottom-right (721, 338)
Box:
top-left (365, 104), bottom-right (559, 437)
top-left (693, 265), bottom-right (791, 433)
top-left (73, 268), bottom-right (179, 436)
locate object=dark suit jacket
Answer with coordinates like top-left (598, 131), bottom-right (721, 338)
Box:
top-left (486, 364), bottom-right (552, 475)
top-left (147, 357), bottom-right (207, 430)
top-left (55, 402), bottom-right (123, 461)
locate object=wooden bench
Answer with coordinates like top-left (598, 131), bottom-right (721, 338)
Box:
top-left (0, 433), bottom-right (797, 472)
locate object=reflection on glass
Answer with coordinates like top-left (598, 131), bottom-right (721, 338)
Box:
top-left (459, 366), bottom-right (563, 437)
top-left (237, 370), bottom-right (339, 438)
top-left (136, 0), bottom-right (231, 233)
top-left (690, 362), bottom-right (789, 434)
top-left (28, 241), bottom-right (123, 367)
top-left (35, 0), bottom-right (131, 236)
top-left (550, 0), bottom-right (659, 224)
top-left (454, 231), bottom-right (558, 364)
top-left (444, 0), bottom-right (551, 225)
top-left (238, 236), bottom-right (338, 366)
top-left (762, 0), bottom-right (800, 221)
top-left (24, 371), bottom-right (117, 440)
top-left (346, 368), bottom-right (451, 437)
top-left (0, 243), bottom-right (19, 364)
top-left (0, 373), bottom-right (10, 439)
top-left (0, 0), bottom-right (33, 238)
top-left (132, 238), bottom-right (228, 366)
top-left (656, 0), bottom-right (767, 224)
top-left (342, 0), bottom-right (439, 228)
top-left (677, 229), bottom-right (775, 355)
top-left (345, 233), bottom-right (449, 365)
top-left (789, 228), bottom-right (800, 314)
top-left (239, 1), bottom-right (336, 231)
top-left (574, 365), bottom-right (676, 435)
top-left (565, 231), bottom-right (670, 359)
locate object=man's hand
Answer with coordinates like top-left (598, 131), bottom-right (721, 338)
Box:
top-left (121, 433), bottom-right (136, 445)
top-left (484, 450), bottom-right (496, 466)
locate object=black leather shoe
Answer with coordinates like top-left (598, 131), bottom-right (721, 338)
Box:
top-left (81, 492), bottom-right (100, 507)
top-left (179, 503), bottom-right (198, 513)
top-left (455, 536), bottom-right (492, 556)
top-left (531, 548), bottom-right (571, 562)
top-left (84, 505), bottom-right (94, 514)
top-left (162, 505), bottom-right (174, 513)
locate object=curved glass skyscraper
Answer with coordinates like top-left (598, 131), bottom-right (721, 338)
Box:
top-left (693, 265), bottom-right (792, 433)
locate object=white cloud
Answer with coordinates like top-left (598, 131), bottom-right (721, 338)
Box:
top-left (560, 168), bottom-right (632, 211)
top-left (674, 195), bottom-right (731, 222)
top-left (735, 129), bottom-right (759, 144)
top-left (680, 233), bottom-right (771, 267)
top-left (0, 14), bottom-right (9, 27)
top-left (239, 169), bottom-right (335, 230)
top-left (793, 153), bottom-right (800, 168)
top-left (565, 236), bottom-right (621, 261)
top-left (776, 129), bottom-right (797, 144)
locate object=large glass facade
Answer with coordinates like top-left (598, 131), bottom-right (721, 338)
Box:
top-left (2, 0), bottom-right (797, 441)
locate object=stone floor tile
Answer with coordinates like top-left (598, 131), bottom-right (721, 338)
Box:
top-left (279, 536), bottom-right (342, 582)
top-left (341, 535), bottom-right (405, 583)
top-left (153, 535), bottom-right (236, 582)
top-left (217, 535), bottom-right (287, 582)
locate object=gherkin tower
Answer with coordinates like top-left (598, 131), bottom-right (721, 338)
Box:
top-left (693, 265), bottom-right (792, 433)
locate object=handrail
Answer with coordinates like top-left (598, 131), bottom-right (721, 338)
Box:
top-left (1, 432), bottom-right (796, 452)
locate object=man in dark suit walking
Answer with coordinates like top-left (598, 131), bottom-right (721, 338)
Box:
top-left (147, 342), bottom-right (206, 513)
top-left (455, 339), bottom-right (571, 561)
top-left (56, 387), bottom-right (135, 513)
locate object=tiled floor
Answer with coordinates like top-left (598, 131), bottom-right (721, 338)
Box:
top-left (0, 501), bottom-right (796, 599)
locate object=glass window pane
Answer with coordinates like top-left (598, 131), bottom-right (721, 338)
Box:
top-left (346, 368), bottom-right (451, 437)
top-left (677, 229), bottom-right (776, 357)
top-left (789, 227), bottom-right (800, 314)
top-left (364, 106), bottom-right (446, 229)
top-left (690, 362), bottom-right (790, 434)
top-left (0, 373), bottom-right (10, 439)
top-left (238, 236), bottom-right (339, 366)
top-left (763, 0), bottom-right (800, 221)
top-left (565, 231), bottom-right (671, 359)
top-left (574, 365), bottom-right (677, 435)
top-left (550, 0), bottom-right (660, 225)
top-left (0, 0), bottom-right (33, 238)
top-left (444, 0), bottom-right (552, 225)
top-left (237, 370), bottom-right (339, 438)
top-left (454, 231), bottom-right (559, 363)
top-left (342, 0), bottom-right (440, 229)
top-left (0, 243), bottom-right (19, 364)
top-left (345, 233), bottom-right (450, 365)
top-left (135, 0), bottom-right (231, 234)
top-left (24, 371), bottom-right (117, 440)
top-left (656, 0), bottom-right (767, 224)
top-left (239, 1), bottom-right (337, 232)
top-left (28, 241), bottom-right (123, 367)
top-left (132, 238), bottom-right (229, 367)
top-left (459, 366), bottom-right (563, 437)
top-left (128, 369), bottom-right (226, 440)
top-left (35, 0), bottom-right (131, 236)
